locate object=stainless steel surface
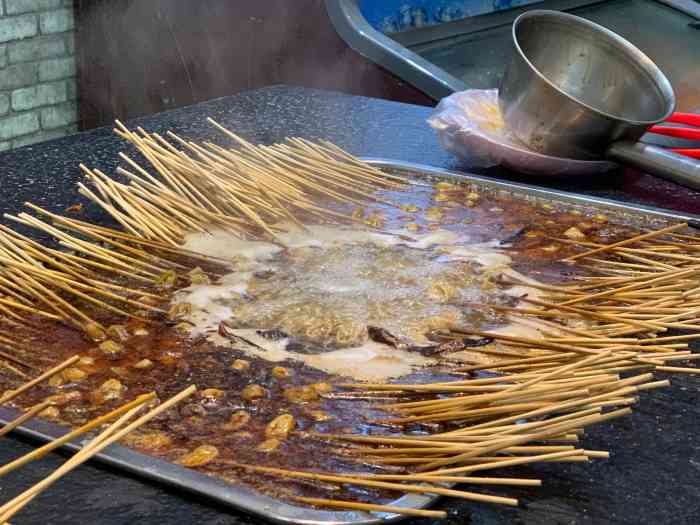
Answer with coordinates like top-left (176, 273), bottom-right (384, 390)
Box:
top-left (412, 1), bottom-right (700, 108)
top-left (576, 0), bottom-right (700, 112)
top-left (1, 158), bottom-right (698, 524)
top-left (390, 0), bottom-right (602, 48)
top-left (325, 0), bottom-right (700, 104)
top-left (607, 141), bottom-right (700, 190)
top-left (499, 10), bottom-right (675, 160)
top-left (658, 0), bottom-right (700, 18)
top-left (499, 9), bottom-right (700, 189)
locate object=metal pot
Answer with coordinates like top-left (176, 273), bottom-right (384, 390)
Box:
top-left (499, 10), bottom-right (700, 189)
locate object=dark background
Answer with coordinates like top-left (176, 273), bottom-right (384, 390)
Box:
top-left (75, 0), bottom-right (433, 130)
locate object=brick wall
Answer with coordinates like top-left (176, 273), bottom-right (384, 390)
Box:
top-left (0, 0), bottom-right (76, 151)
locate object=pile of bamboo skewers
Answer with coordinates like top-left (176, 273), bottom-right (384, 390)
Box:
top-left (0, 119), bottom-right (410, 344)
top-left (90, 119), bottom-right (407, 244)
top-left (0, 118), bottom-right (699, 520)
top-left (179, 225), bottom-right (700, 517)
top-left (0, 356), bottom-right (195, 524)
top-left (251, 221), bottom-right (700, 516)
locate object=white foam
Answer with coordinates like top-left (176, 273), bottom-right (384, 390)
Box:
top-left (174, 224), bottom-right (541, 381)
top-left (277, 225), bottom-right (400, 249)
top-left (444, 241), bottom-right (512, 270)
top-left (210, 329), bottom-right (433, 382)
top-left (182, 230), bottom-right (282, 260)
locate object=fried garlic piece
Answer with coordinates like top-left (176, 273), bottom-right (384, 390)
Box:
top-left (308, 410), bottom-right (333, 422)
top-left (542, 243), bottom-right (561, 253)
top-left (40, 406), bottom-right (60, 420)
top-left (241, 384), bottom-right (266, 401)
top-left (132, 431), bottom-right (172, 451)
top-left (283, 386), bottom-right (319, 404)
top-left (78, 356), bottom-right (95, 367)
top-left (265, 414), bottom-right (296, 439)
top-left (434, 181), bottom-right (458, 191)
top-left (364, 213), bottom-right (385, 228)
top-left (257, 438), bottom-right (281, 453)
top-left (178, 445), bottom-right (219, 467)
top-left (95, 378), bottom-right (124, 403)
top-left (224, 410), bottom-right (251, 431)
top-left (231, 359), bottom-right (250, 371)
top-left (272, 366), bottom-right (292, 379)
top-left (99, 340), bottom-right (124, 359)
top-left (425, 207), bottom-right (444, 221)
top-left (85, 322), bottom-right (106, 342)
top-left (311, 382), bottom-right (333, 394)
top-left (133, 359), bottom-right (153, 370)
top-left (63, 367), bottom-right (87, 382)
top-left (48, 374), bottom-right (65, 387)
top-left (106, 324), bottom-right (130, 342)
top-left (200, 388), bottom-right (225, 401)
top-left (46, 391), bottom-right (81, 406)
top-left (564, 226), bottom-right (586, 240)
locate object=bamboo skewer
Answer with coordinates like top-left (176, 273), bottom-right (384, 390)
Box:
top-left (0, 400), bottom-right (53, 438)
top-left (566, 223), bottom-right (687, 260)
top-left (0, 356), bottom-right (79, 405)
top-left (227, 462), bottom-right (519, 506)
top-left (292, 497), bottom-right (447, 518)
top-left (0, 386), bottom-right (195, 522)
top-left (0, 393), bottom-right (156, 478)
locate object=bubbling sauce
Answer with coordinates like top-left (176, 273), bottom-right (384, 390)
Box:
top-left (176, 225), bottom-right (543, 381)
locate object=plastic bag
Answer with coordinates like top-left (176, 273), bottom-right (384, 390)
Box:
top-left (428, 89), bottom-right (615, 177)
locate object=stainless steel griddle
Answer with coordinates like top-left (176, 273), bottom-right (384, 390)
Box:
top-left (1, 159), bottom-right (698, 524)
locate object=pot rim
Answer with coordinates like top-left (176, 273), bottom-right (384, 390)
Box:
top-left (510, 9), bottom-right (676, 127)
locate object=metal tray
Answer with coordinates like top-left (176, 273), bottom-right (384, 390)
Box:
top-left (2, 159), bottom-right (699, 525)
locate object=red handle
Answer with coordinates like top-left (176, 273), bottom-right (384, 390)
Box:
top-left (648, 125), bottom-right (700, 140)
top-left (670, 148), bottom-right (700, 159)
top-left (665, 112), bottom-right (700, 127)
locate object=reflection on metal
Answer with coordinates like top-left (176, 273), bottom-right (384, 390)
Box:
top-left (657, 0), bottom-right (700, 18)
top-left (326, 0), bottom-right (700, 102)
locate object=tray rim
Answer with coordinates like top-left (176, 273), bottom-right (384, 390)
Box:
top-left (366, 158), bottom-right (700, 224)
top-left (0, 405), bottom-right (431, 525)
top-left (1, 157), bottom-right (698, 525)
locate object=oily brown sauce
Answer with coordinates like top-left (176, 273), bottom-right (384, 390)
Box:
top-left (0, 175), bottom-right (649, 504)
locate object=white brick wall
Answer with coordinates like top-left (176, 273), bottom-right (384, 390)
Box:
top-left (0, 0), bottom-right (77, 151)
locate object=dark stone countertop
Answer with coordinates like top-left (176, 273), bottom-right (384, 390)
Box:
top-left (0, 85), bottom-right (699, 525)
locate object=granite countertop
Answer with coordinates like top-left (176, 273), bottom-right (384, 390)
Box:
top-left (0, 85), bottom-right (699, 525)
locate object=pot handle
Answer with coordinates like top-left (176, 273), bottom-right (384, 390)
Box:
top-left (606, 141), bottom-right (700, 191)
